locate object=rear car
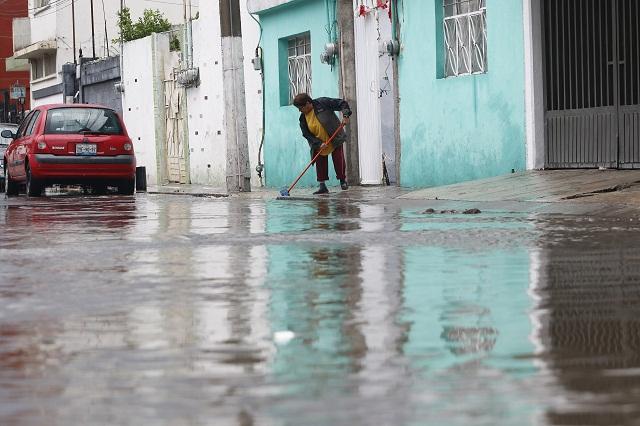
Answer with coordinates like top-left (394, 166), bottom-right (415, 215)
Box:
top-left (2, 105), bottom-right (136, 196)
top-left (0, 123), bottom-right (19, 192)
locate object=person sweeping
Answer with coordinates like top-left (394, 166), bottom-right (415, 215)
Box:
top-left (293, 93), bottom-right (351, 194)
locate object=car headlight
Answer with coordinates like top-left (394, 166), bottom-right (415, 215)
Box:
top-left (124, 143), bottom-right (132, 151)
top-left (37, 141), bottom-right (47, 150)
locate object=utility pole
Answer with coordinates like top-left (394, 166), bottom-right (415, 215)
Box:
top-left (337, 0), bottom-right (360, 186)
top-left (71, 0), bottom-right (76, 63)
top-left (90, 0), bottom-right (96, 58)
top-left (219, 0), bottom-right (251, 192)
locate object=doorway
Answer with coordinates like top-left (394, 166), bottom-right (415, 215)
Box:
top-left (542, 0), bottom-right (640, 168)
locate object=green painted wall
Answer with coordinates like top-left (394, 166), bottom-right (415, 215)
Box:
top-left (397, 0), bottom-right (527, 187)
top-left (259, 0), bottom-right (341, 189)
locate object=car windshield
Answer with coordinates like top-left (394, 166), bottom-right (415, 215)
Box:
top-left (44, 108), bottom-right (123, 135)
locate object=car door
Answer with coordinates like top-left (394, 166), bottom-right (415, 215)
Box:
top-left (6, 112), bottom-right (33, 179)
top-left (10, 111), bottom-right (39, 179)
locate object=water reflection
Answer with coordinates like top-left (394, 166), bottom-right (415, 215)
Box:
top-left (2, 196), bottom-right (640, 425)
top-left (529, 220), bottom-right (640, 425)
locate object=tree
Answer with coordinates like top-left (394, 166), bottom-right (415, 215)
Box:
top-left (115, 7), bottom-right (180, 50)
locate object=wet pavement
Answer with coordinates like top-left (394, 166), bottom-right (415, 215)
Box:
top-left (1, 190), bottom-right (640, 425)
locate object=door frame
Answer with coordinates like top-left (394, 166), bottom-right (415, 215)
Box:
top-left (523, 0), bottom-right (546, 170)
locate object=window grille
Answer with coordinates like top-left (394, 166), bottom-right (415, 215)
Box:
top-left (35, 0), bottom-right (50, 8)
top-left (287, 34), bottom-right (311, 104)
top-left (443, 0), bottom-right (487, 77)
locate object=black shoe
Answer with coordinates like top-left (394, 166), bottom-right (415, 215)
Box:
top-left (313, 184), bottom-right (329, 195)
top-left (340, 180), bottom-right (348, 190)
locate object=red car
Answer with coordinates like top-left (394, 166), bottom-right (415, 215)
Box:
top-left (1, 104), bottom-right (136, 196)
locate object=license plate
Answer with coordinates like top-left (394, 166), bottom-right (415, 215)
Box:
top-left (76, 143), bottom-right (97, 156)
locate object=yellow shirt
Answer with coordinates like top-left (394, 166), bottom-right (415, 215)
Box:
top-left (305, 109), bottom-right (334, 156)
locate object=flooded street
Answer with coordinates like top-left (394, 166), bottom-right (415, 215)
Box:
top-left (1, 193), bottom-right (640, 425)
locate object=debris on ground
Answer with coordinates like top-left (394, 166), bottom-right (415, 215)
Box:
top-left (463, 208), bottom-right (482, 214)
top-left (422, 208), bottom-right (482, 214)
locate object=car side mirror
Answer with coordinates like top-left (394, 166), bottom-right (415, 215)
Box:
top-left (1, 130), bottom-right (16, 139)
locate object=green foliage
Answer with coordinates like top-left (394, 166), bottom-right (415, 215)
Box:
top-left (114, 7), bottom-right (173, 43)
top-left (169, 36), bottom-right (180, 51)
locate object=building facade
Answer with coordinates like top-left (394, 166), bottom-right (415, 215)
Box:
top-left (1, 0), bottom-right (30, 123)
top-left (396, 0), bottom-right (527, 187)
top-left (248, 0), bottom-right (344, 189)
top-left (120, 0), bottom-right (263, 188)
top-left (10, 0), bottom-right (193, 108)
top-left (248, 0), bottom-right (530, 189)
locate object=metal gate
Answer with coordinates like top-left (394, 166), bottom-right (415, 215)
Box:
top-left (542, 0), bottom-right (640, 168)
top-left (164, 78), bottom-right (188, 183)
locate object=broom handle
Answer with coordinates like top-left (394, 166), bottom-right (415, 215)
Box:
top-left (288, 121), bottom-right (346, 193)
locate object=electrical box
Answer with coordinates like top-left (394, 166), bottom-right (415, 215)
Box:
top-left (252, 56), bottom-right (262, 71)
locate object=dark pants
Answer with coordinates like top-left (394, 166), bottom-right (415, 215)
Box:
top-left (315, 144), bottom-right (346, 182)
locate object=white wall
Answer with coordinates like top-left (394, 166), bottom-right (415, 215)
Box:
top-left (29, 1), bottom-right (56, 44)
top-left (122, 34), bottom-right (169, 186)
top-left (31, 92), bottom-right (63, 108)
top-left (185, 0), bottom-right (263, 187)
top-left (185, 10), bottom-right (227, 187)
top-left (354, 5), bottom-right (384, 185)
top-left (29, 1), bottom-right (61, 107)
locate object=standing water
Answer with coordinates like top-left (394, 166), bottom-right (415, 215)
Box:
top-left (1, 194), bottom-right (639, 425)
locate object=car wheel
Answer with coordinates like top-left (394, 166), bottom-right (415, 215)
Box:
top-left (4, 163), bottom-right (19, 196)
top-left (25, 164), bottom-right (43, 197)
top-left (117, 178), bottom-right (135, 195)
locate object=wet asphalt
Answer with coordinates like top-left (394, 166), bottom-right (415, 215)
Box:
top-left (1, 190), bottom-right (640, 426)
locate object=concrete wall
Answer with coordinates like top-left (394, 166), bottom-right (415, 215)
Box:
top-left (185, 0), bottom-right (262, 187)
top-left (259, 0), bottom-right (341, 189)
top-left (80, 56), bottom-right (122, 113)
top-left (122, 34), bottom-right (169, 187)
top-left (397, 0), bottom-right (526, 187)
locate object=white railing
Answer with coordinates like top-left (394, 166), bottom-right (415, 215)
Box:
top-left (444, 6), bottom-right (487, 77)
top-left (288, 54), bottom-right (312, 103)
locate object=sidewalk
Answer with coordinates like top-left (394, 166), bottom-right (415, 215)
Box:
top-left (146, 170), bottom-right (640, 213)
top-left (400, 169), bottom-right (640, 205)
top-left (146, 182), bottom-right (410, 201)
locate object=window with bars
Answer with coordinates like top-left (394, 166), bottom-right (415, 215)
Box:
top-left (287, 34), bottom-right (312, 104)
top-left (443, 0), bottom-right (487, 77)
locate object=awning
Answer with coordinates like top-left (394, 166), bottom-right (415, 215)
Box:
top-left (13, 40), bottom-right (57, 60)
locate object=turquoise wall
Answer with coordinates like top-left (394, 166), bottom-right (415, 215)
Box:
top-left (259, 0), bottom-right (341, 189)
top-left (397, 0), bottom-right (527, 187)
